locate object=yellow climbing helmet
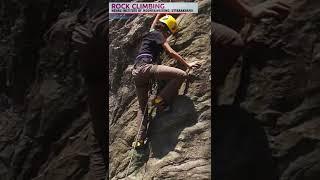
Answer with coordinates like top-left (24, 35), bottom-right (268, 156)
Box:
top-left (159, 15), bottom-right (177, 34)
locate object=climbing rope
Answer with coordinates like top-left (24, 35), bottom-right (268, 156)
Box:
top-left (124, 97), bottom-right (149, 178)
top-left (124, 79), bottom-right (156, 179)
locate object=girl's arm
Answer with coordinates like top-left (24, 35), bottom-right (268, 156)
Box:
top-left (150, 13), bottom-right (169, 31)
top-left (162, 41), bottom-right (200, 69)
top-left (150, 14), bottom-right (162, 31)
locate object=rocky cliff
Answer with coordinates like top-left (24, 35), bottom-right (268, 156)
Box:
top-left (109, 0), bottom-right (212, 179)
top-left (1, 0), bottom-right (320, 180)
top-left (0, 0), bottom-right (107, 179)
top-left (0, 0), bottom-right (211, 179)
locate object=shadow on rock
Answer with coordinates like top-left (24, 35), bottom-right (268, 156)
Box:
top-left (149, 95), bottom-right (198, 158)
top-left (214, 105), bottom-right (278, 180)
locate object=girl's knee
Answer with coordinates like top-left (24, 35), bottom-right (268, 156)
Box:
top-left (231, 33), bottom-right (244, 54)
top-left (177, 70), bottom-right (188, 79)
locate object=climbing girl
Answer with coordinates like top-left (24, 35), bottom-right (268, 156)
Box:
top-left (132, 14), bottom-right (201, 148)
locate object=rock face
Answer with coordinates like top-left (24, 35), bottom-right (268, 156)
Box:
top-left (218, 0), bottom-right (320, 179)
top-left (109, 0), bottom-right (211, 179)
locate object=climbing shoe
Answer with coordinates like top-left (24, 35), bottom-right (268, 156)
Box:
top-left (151, 96), bottom-right (170, 113)
top-left (132, 140), bottom-right (146, 149)
top-left (156, 104), bottom-right (171, 113)
top-left (151, 96), bottom-right (164, 105)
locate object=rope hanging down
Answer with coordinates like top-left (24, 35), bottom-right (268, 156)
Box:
top-left (124, 80), bottom-right (156, 178)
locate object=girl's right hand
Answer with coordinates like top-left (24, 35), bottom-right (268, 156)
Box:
top-left (188, 61), bottom-right (201, 69)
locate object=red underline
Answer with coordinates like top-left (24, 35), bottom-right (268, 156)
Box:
top-left (109, 12), bottom-right (194, 14)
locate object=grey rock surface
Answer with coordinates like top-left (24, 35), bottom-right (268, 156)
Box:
top-left (219, 0), bottom-right (320, 179)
